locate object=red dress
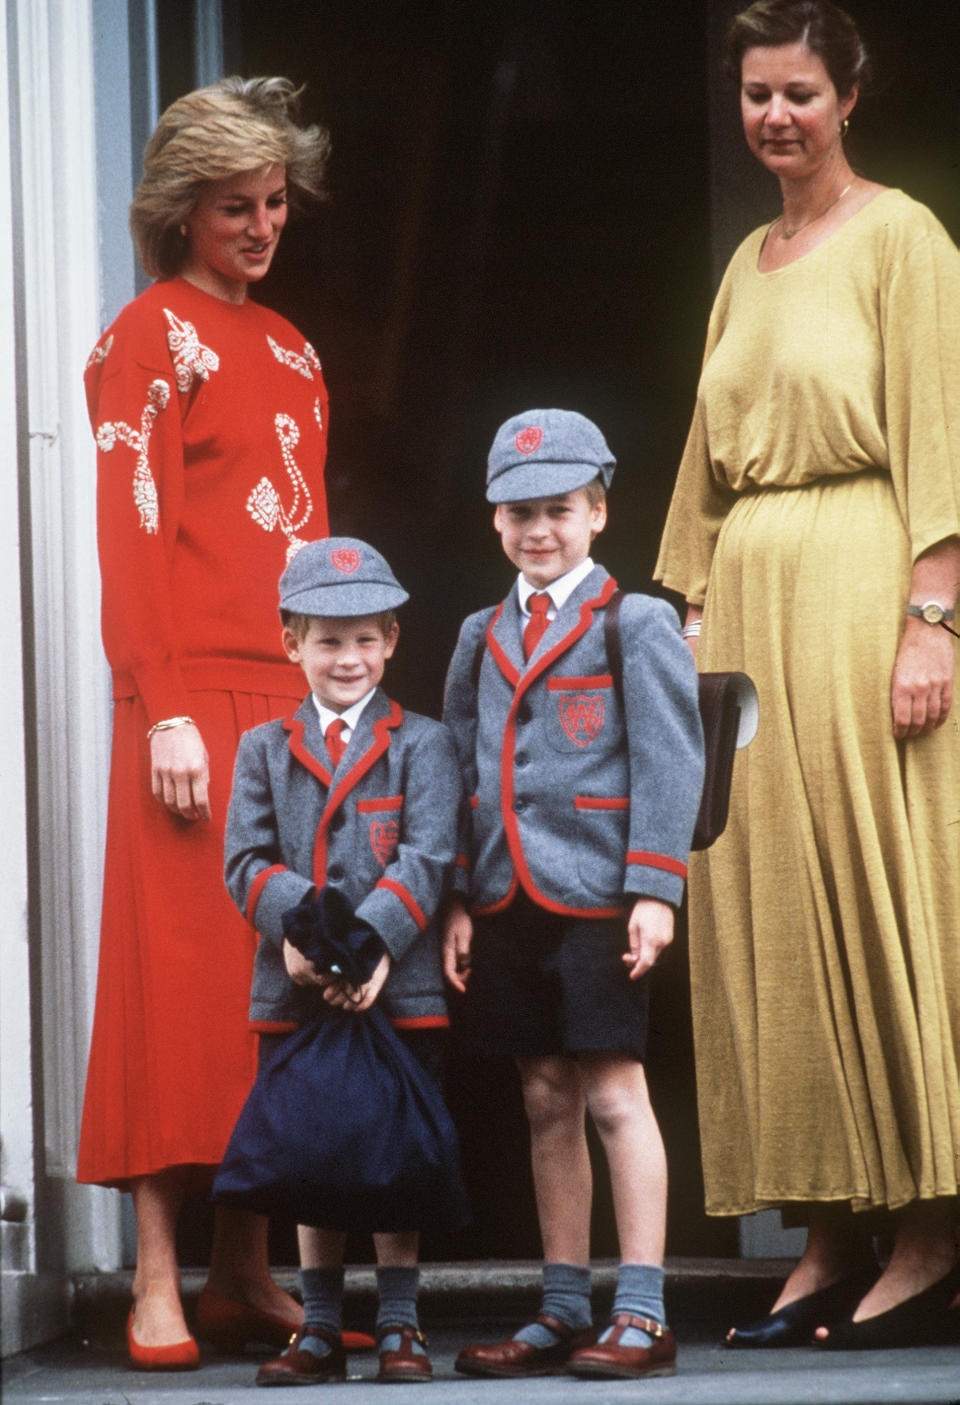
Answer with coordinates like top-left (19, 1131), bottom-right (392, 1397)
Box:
top-left (77, 277), bottom-right (329, 1186)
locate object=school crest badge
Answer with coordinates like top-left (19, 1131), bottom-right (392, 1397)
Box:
top-left (515, 426), bottom-right (543, 454)
top-left (370, 819), bottom-right (400, 866)
top-left (331, 547), bottom-right (361, 574)
top-left (558, 693), bottom-right (604, 747)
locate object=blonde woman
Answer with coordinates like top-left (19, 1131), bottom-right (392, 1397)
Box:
top-left (79, 77), bottom-right (331, 1367)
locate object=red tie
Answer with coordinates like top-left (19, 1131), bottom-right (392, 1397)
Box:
top-left (523, 593), bottom-right (551, 660)
top-left (325, 718), bottom-right (347, 769)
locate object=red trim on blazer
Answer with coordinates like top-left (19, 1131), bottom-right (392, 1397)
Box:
top-left (253, 1015), bottom-right (449, 1033)
top-left (284, 702), bottom-right (404, 889)
top-left (376, 876), bottom-right (428, 931)
top-left (473, 875), bottom-right (520, 916)
top-left (628, 851), bottom-right (688, 880)
top-left (455, 853), bottom-right (470, 870)
top-left (358, 795), bottom-right (403, 812)
top-left (246, 863), bottom-right (288, 925)
top-left (575, 796), bottom-right (629, 810)
top-left (495, 576), bottom-right (623, 917)
top-left (485, 604), bottom-right (518, 686)
top-left (547, 674), bottom-right (614, 690)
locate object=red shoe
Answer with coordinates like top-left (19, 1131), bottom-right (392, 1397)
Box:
top-left (196, 1290), bottom-right (375, 1354)
top-left (126, 1308), bottom-right (199, 1371)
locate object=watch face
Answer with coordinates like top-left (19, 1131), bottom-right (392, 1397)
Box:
top-left (921, 602), bottom-right (946, 624)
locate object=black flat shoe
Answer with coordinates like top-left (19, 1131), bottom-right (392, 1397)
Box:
top-left (725, 1270), bottom-right (878, 1348)
top-left (816, 1262), bottom-right (960, 1350)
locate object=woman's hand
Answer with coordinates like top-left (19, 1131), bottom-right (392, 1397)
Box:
top-left (890, 619), bottom-right (955, 738)
top-left (150, 722), bottom-right (211, 821)
top-left (893, 537), bottom-right (960, 738)
top-left (623, 898), bottom-right (675, 979)
top-left (442, 899), bottom-right (473, 994)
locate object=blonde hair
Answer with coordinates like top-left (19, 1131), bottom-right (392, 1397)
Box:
top-left (131, 76), bottom-right (331, 279)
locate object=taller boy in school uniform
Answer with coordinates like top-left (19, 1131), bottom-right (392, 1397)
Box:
top-left (443, 410), bottom-right (704, 1379)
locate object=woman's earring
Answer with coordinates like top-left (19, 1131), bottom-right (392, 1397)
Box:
top-left (840, 117), bottom-right (850, 138)
top-left (179, 224), bottom-right (188, 237)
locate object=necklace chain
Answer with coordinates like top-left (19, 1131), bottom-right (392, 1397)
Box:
top-left (778, 181), bottom-right (853, 240)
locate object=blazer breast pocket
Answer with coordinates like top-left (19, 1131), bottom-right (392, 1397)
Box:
top-left (356, 795), bottom-right (403, 869)
top-left (542, 676), bottom-right (618, 755)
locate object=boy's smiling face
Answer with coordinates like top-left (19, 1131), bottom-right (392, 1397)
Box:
top-left (282, 615), bottom-right (398, 713)
top-left (494, 488), bottom-right (606, 589)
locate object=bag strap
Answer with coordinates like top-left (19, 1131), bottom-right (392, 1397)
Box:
top-left (470, 606), bottom-right (499, 690)
top-left (604, 589), bottom-right (624, 702)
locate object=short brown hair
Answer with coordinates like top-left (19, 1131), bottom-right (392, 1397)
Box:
top-left (582, 475), bottom-right (607, 509)
top-left (725, 0), bottom-right (868, 97)
top-left (281, 609), bottom-right (398, 641)
top-left (131, 76), bottom-right (331, 279)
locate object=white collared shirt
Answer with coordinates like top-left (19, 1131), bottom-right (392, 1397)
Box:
top-left (312, 688), bottom-right (376, 750)
top-left (517, 557), bottom-right (594, 621)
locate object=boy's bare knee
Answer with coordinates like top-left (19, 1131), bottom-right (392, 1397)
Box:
top-left (517, 1056), bottom-right (583, 1129)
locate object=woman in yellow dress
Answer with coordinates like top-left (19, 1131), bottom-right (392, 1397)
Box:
top-left (656, 0), bottom-right (959, 1350)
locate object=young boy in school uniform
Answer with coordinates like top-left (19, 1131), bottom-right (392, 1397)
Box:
top-left (224, 537), bottom-right (462, 1386)
top-left (443, 409), bottom-right (704, 1380)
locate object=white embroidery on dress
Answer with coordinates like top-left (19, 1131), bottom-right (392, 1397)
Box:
top-left (164, 309), bottom-right (220, 392)
top-left (246, 412), bottom-right (314, 561)
top-left (314, 397), bottom-right (323, 435)
top-left (96, 378), bottom-right (171, 534)
top-left (86, 335), bottom-right (114, 370)
top-left (267, 334), bottom-right (322, 381)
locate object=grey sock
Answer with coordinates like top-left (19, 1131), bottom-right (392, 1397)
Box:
top-left (600, 1263), bottom-right (666, 1349)
top-left (514, 1263), bottom-right (592, 1347)
top-left (297, 1266), bottom-right (344, 1357)
top-left (376, 1266), bottom-right (426, 1357)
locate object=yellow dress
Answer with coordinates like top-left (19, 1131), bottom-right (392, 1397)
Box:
top-left (656, 190), bottom-right (960, 1217)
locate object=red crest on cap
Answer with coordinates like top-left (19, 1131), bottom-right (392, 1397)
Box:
top-left (515, 426), bottom-right (543, 455)
top-left (331, 548), bottom-right (361, 574)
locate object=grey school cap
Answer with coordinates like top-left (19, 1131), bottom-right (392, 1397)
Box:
top-left (486, 408), bottom-right (616, 503)
top-left (278, 537), bottom-right (409, 617)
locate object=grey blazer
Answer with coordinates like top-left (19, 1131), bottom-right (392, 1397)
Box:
top-left (225, 688), bottom-right (462, 1025)
top-left (443, 565), bottom-right (704, 915)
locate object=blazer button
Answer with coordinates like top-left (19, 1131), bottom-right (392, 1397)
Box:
top-left (327, 864), bottom-right (344, 881)
top-left (514, 798), bottom-right (526, 812)
top-left (329, 810), bottom-right (345, 830)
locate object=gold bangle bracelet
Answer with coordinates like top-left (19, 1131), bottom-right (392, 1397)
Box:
top-left (147, 715), bottom-right (195, 740)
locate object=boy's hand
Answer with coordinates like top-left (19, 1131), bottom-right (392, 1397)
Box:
top-left (622, 898), bottom-right (674, 979)
top-left (322, 952), bottom-right (391, 1013)
top-left (283, 938), bottom-right (324, 987)
top-left (442, 900), bottom-right (473, 994)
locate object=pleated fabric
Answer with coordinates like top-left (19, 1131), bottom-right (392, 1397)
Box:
top-left (77, 687), bottom-right (302, 1187)
top-left (691, 476), bottom-right (960, 1215)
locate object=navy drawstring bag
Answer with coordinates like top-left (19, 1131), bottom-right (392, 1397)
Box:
top-left (213, 888), bottom-right (470, 1233)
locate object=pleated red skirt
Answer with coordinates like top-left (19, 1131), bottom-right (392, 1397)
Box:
top-left (77, 686), bottom-right (302, 1188)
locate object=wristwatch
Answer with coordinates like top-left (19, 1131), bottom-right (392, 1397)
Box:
top-left (906, 600), bottom-right (956, 625)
